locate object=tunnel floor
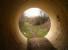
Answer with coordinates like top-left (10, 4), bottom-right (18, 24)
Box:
top-left (27, 38), bottom-right (56, 50)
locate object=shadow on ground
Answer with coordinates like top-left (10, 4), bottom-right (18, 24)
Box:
top-left (27, 38), bottom-right (56, 50)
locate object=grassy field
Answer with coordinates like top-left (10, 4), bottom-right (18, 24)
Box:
top-left (19, 15), bottom-right (50, 38)
top-left (20, 21), bottom-right (48, 38)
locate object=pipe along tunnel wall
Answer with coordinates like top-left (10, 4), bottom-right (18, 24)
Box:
top-left (0, 0), bottom-right (68, 50)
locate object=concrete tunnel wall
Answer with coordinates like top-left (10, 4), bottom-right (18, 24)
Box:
top-left (0, 0), bottom-right (68, 50)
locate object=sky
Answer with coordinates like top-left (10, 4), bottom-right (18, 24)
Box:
top-left (24, 8), bottom-right (43, 18)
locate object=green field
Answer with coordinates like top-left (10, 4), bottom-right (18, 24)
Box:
top-left (20, 21), bottom-right (48, 38)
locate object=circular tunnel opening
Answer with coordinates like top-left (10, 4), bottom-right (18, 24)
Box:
top-left (19, 7), bottom-right (51, 38)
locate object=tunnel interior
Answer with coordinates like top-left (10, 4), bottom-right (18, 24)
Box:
top-left (0, 0), bottom-right (68, 50)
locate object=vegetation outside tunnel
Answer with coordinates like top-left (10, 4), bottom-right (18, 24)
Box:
top-left (19, 16), bottom-right (50, 38)
top-left (19, 8), bottom-right (51, 38)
